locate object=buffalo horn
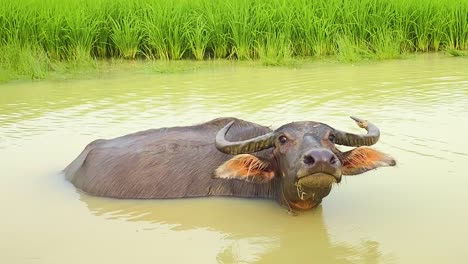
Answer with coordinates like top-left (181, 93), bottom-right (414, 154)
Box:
top-left (333, 116), bottom-right (380, 146)
top-left (215, 121), bottom-right (275, 155)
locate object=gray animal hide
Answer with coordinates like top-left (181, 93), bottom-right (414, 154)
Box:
top-left (64, 118), bottom-right (281, 199)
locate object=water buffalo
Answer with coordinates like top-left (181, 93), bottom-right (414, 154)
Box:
top-left (65, 117), bottom-right (395, 212)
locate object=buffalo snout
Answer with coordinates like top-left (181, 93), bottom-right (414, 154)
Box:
top-left (302, 149), bottom-right (338, 167)
top-left (297, 148), bottom-right (342, 183)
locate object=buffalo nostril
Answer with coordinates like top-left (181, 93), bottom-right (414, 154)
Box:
top-left (303, 155), bottom-right (315, 165)
top-left (329, 156), bottom-right (337, 165)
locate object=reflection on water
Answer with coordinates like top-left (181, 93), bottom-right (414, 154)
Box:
top-left (0, 54), bottom-right (467, 263)
top-left (80, 193), bottom-right (390, 264)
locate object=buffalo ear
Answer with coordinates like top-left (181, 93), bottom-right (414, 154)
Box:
top-left (342, 147), bottom-right (396, 175)
top-left (214, 154), bottom-right (275, 183)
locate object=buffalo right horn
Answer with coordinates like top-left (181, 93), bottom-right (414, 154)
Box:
top-left (215, 121), bottom-right (275, 155)
top-left (333, 116), bottom-right (380, 146)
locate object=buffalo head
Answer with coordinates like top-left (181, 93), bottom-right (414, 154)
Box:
top-left (214, 117), bottom-right (396, 211)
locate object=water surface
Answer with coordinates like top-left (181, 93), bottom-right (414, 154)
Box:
top-left (1, 54), bottom-right (467, 264)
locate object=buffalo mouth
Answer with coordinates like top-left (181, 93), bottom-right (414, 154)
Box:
top-left (294, 173), bottom-right (338, 201)
top-left (297, 173), bottom-right (339, 188)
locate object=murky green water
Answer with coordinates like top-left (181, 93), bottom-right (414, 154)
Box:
top-left (1, 54), bottom-right (467, 264)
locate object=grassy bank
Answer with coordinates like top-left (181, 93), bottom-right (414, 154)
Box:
top-left (1, 0), bottom-right (467, 80)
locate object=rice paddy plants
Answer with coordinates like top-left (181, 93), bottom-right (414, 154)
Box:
top-left (1, 0), bottom-right (467, 79)
top-left (0, 41), bottom-right (50, 80)
top-left (109, 12), bottom-right (143, 59)
top-left (185, 14), bottom-right (211, 60)
top-left (447, 48), bottom-right (467, 56)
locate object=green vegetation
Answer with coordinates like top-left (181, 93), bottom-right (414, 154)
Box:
top-left (1, 0), bottom-right (468, 80)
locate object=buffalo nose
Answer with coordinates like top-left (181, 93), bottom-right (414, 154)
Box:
top-left (303, 149), bottom-right (337, 166)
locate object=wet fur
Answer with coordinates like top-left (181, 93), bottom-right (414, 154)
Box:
top-left (65, 118), bottom-right (280, 199)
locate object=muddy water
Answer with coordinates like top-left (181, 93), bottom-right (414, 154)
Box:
top-left (1, 54), bottom-right (467, 264)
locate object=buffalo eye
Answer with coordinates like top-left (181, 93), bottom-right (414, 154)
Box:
top-left (278, 135), bottom-right (288, 145)
top-left (328, 133), bottom-right (336, 143)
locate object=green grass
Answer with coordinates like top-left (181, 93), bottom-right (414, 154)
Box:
top-left (1, 0), bottom-right (468, 80)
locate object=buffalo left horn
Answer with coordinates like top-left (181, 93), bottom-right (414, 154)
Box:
top-left (333, 116), bottom-right (380, 146)
top-left (215, 121), bottom-right (275, 155)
